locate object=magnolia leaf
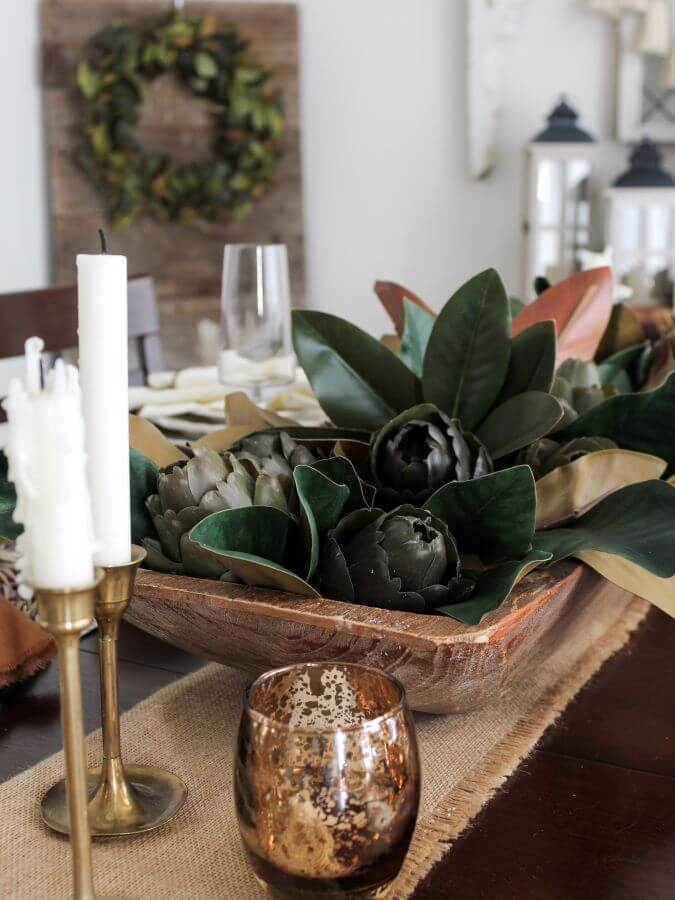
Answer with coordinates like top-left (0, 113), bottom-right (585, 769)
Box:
top-left (532, 480), bottom-right (675, 579)
top-left (129, 414), bottom-right (187, 467)
top-left (437, 550), bottom-right (552, 625)
top-left (373, 280), bottom-right (435, 337)
top-left (509, 296), bottom-right (526, 319)
top-left (425, 465), bottom-right (536, 562)
top-left (192, 425), bottom-right (259, 452)
top-left (575, 551), bottom-right (675, 619)
top-left (380, 334), bottom-right (402, 354)
top-left (292, 310), bottom-right (420, 430)
top-left (512, 268), bottom-right (613, 365)
top-left (294, 461), bottom-right (362, 581)
top-left (422, 268), bottom-right (511, 429)
top-left (190, 506), bottom-right (318, 596)
top-left (225, 391), bottom-right (295, 429)
top-left (595, 303), bottom-right (645, 361)
top-left (399, 300), bottom-right (435, 376)
top-left (130, 449), bottom-right (158, 545)
top-left (598, 343), bottom-right (646, 391)
top-left (499, 320), bottom-right (556, 402)
top-left (535, 449), bottom-right (667, 529)
top-left (476, 392), bottom-right (563, 459)
top-left (560, 374), bottom-right (675, 465)
top-left (0, 450), bottom-right (20, 541)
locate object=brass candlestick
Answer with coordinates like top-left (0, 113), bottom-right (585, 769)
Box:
top-left (34, 572), bottom-right (104, 900)
top-left (41, 545), bottom-right (187, 837)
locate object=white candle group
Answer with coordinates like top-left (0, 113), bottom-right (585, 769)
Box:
top-left (3, 341), bottom-right (97, 589)
top-left (77, 253), bottom-right (131, 566)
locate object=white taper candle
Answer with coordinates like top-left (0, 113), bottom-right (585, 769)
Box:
top-left (77, 251), bottom-right (131, 565)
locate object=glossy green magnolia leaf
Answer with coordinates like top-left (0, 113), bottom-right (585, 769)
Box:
top-left (422, 269), bottom-right (511, 429)
top-left (0, 450), bottom-right (20, 541)
top-left (499, 320), bottom-right (556, 402)
top-left (598, 343), bottom-right (646, 391)
top-left (476, 392), bottom-right (563, 459)
top-left (294, 464), bottom-right (351, 581)
top-left (437, 550), bottom-right (552, 625)
top-left (400, 299), bottom-right (435, 377)
top-left (560, 374), bottom-right (675, 465)
top-left (533, 480), bottom-right (675, 578)
top-left (292, 310), bottom-right (420, 430)
top-left (130, 449), bottom-right (158, 545)
top-left (190, 505), bottom-right (318, 597)
top-left (425, 465), bottom-right (536, 562)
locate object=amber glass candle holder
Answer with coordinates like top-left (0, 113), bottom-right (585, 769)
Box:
top-left (234, 662), bottom-right (420, 900)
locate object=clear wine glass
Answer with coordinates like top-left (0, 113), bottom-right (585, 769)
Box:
top-left (219, 243), bottom-right (295, 399)
top-left (234, 662), bottom-right (421, 899)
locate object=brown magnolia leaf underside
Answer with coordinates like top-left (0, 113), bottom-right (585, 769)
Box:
top-left (512, 268), bottom-right (613, 366)
top-left (129, 414), bottom-right (188, 467)
top-left (373, 280), bottom-right (436, 337)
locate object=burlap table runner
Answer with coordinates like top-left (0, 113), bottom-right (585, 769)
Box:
top-left (1, 592), bottom-right (648, 899)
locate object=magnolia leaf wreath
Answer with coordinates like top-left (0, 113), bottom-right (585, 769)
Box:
top-left (76, 13), bottom-right (284, 226)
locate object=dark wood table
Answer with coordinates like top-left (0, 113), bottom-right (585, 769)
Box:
top-left (1, 610), bottom-right (673, 899)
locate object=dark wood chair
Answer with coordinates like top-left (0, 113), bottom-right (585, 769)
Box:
top-left (0, 275), bottom-right (164, 421)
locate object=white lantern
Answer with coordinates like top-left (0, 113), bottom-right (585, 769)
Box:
top-left (524, 101), bottom-right (597, 296)
top-left (605, 138), bottom-right (675, 306)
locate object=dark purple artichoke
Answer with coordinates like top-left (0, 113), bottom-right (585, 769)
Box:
top-left (370, 405), bottom-right (493, 508)
top-left (318, 505), bottom-right (473, 613)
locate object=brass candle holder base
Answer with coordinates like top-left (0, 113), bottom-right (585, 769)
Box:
top-left (41, 545), bottom-right (187, 838)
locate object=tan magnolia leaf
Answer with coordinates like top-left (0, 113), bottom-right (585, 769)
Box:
top-left (373, 281), bottom-right (435, 337)
top-left (224, 391), bottom-right (295, 429)
top-left (595, 303), bottom-right (645, 361)
top-left (129, 414), bottom-right (187, 468)
top-left (576, 551), bottom-right (675, 619)
top-left (191, 425), bottom-right (260, 453)
top-left (380, 334), bottom-right (402, 354)
top-left (512, 268), bottom-right (613, 365)
top-left (641, 333), bottom-right (675, 392)
top-left (536, 449), bottom-right (667, 529)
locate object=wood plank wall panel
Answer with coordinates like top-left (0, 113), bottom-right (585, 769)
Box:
top-left (41, 0), bottom-right (303, 369)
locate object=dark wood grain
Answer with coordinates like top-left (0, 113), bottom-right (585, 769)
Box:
top-left (127, 561), bottom-right (636, 715)
top-left (41, 0), bottom-right (304, 370)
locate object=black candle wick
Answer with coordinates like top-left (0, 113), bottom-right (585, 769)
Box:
top-left (98, 228), bottom-right (108, 254)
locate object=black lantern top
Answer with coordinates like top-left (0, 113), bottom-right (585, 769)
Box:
top-left (613, 138), bottom-right (675, 188)
top-left (533, 100), bottom-right (595, 143)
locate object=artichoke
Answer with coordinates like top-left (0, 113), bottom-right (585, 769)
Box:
top-left (552, 359), bottom-right (618, 431)
top-left (143, 432), bottom-right (319, 577)
top-left (370, 405), bottom-right (493, 508)
top-left (318, 505), bottom-right (473, 613)
top-left (520, 436), bottom-right (617, 479)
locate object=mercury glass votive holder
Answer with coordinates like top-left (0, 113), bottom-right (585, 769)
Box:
top-left (234, 662), bottom-right (420, 900)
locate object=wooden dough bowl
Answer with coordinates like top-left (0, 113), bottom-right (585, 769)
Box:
top-left (127, 561), bottom-right (634, 714)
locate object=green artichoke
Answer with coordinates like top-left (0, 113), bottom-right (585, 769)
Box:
top-left (552, 359), bottom-right (618, 431)
top-left (318, 505), bottom-right (473, 613)
top-left (370, 405), bottom-right (493, 508)
top-left (143, 432), bottom-right (319, 577)
top-left (520, 436), bottom-right (617, 479)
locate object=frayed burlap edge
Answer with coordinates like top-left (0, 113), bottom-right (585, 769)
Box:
top-left (392, 597), bottom-right (650, 900)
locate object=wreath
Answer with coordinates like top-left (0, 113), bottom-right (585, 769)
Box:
top-left (76, 13), bottom-right (284, 227)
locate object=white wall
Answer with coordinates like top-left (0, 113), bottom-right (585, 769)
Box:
top-left (1, 0), bottom-right (620, 338)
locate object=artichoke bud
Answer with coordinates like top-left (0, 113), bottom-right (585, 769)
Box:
top-left (371, 405), bottom-right (493, 508)
top-left (253, 473), bottom-right (289, 511)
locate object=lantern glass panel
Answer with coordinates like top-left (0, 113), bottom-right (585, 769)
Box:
top-left (566, 159), bottom-right (591, 230)
top-left (534, 230), bottom-right (561, 283)
top-left (536, 160), bottom-right (562, 226)
top-left (646, 204), bottom-right (671, 252)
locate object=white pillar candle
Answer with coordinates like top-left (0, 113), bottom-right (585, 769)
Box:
top-left (77, 252), bottom-right (131, 566)
top-left (3, 342), bottom-right (97, 589)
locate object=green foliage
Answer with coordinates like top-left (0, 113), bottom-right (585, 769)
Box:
top-left (129, 449), bottom-right (158, 545)
top-left (0, 451), bottom-right (20, 541)
top-left (76, 13), bottom-right (284, 226)
top-left (399, 300), bottom-right (435, 376)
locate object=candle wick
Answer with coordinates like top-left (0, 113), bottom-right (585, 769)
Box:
top-left (98, 229), bottom-right (108, 254)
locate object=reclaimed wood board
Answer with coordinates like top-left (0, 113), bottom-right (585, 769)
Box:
top-left (127, 561), bottom-right (637, 714)
top-left (41, 0), bottom-right (303, 369)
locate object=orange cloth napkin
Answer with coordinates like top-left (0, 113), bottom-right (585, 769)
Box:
top-left (0, 596), bottom-right (55, 688)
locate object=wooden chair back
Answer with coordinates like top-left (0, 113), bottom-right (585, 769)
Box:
top-left (0, 275), bottom-right (163, 421)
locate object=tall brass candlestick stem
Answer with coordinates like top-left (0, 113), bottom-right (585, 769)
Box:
top-left (34, 573), bottom-right (103, 900)
top-left (42, 546), bottom-right (187, 837)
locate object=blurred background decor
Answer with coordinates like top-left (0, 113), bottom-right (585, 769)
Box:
top-left (41, 0), bottom-right (303, 370)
